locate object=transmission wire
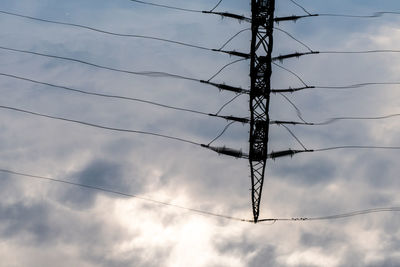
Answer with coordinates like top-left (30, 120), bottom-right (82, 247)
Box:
top-left (207, 121), bottom-right (236, 146)
top-left (128, 0), bottom-right (203, 13)
top-left (273, 27), bottom-right (314, 52)
top-left (0, 46), bottom-right (199, 82)
top-left (259, 207), bottom-right (400, 222)
top-left (287, 0), bottom-right (312, 15)
top-left (272, 62), bottom-right (309, 87)
top-left (210, 0), bottom-right (223, 12)
top-left (280, 124), bottom-right (307, 150)
top-left (0, 105), bottom-right (201, 146)
top-left (0, 72), bottom-right (210, 116)
top-left (214, 93), bottom-right (244, 115)
top-left (208, 58), bottom-right (247, 82)
top-left (277, 113), bottom-right (400, 126)
top-left (0, 10), bottom-right (212, 51)
top-left (0, 168), bottom-right (251, 223)
top-left (217, 28), bottom-right (250, 51)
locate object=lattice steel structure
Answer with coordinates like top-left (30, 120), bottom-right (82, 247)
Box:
top-left (249, 0), bottom-right (275, 223)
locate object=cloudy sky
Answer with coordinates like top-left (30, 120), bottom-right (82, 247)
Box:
top-left (0, 0), bottom-right (399, 266)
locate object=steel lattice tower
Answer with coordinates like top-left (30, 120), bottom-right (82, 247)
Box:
top-left (249, 0), bottom-right (275, 223)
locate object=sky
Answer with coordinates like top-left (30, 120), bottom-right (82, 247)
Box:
top-left (0, 0), bottom-right (399, 266)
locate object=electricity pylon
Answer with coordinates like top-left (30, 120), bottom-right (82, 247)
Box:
top-left (249, 0), bottom-right (275, 223)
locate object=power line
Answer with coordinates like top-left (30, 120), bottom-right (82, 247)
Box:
top-left (287, 0), bottom-right (312, 15)
top-left (0, 10), bottom-right (213, 51)
top-left (0, 45), bottom-right (199, 82)
top-left (272, 113), bottom-right (400, 126)
top-left (280, 124), bottom-right (308, 150)
top-left (0, 105), bottom-right (201, 146)
top-left (210, 0), bottom-right (223, 12)
top-left (275, 11), bottom-right (400, 23)
top-left (207, 58), bottom-right (248, 82)
top-left (314, 146), bottom-right (400, 152)
top-left (320, 50), bottom-right (400, 54)
top-left (272, 82), bottom-right (400, 92)
top-left (272, 62), bottom-right (309, 87)
top-left (217, 28), bottom-right (250, 51)
top-left (207, 121), bottom-right (236, 146)
top-left (259, 207), bottom-right (400, 222)
top-left (273, 27), bottom-right (314, 52)
top-left (318, 11), bottom-right (400, 19)
top-left (128, 0), bottom-right (251, 22)
top-left (0, 72), bottom-right (210, 116)
top-left (214, 93), bottom-right (244, 115)
top-left (128, 0), bottom-right (203, 13)
top-left (267, 145), bottom-right (400, 159)
top-left (0, 168), bottom-right (252, 223)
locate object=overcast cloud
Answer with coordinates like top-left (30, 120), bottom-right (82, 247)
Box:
top-left (0, 0), bottom-right (400, 266)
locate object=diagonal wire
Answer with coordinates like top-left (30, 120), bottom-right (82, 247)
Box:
top-left (287, 0), bottom-right (312, 15)
top-left (277, 93), bottom-right (308, 123)
top-left (0, 10), bottom-right (212, 51)
top-left (217, 28), bottom-right (251, 50)
top-left (208, 121), bottom-right (236, 146)
top-left (0, 45), bottom-right (200, 82)
top-left (273, 27), bottom-right (313, 52)
top-left (214, 93), bottom-right (244, 115)
top-left (272, 62), bottom-right (308, 87)
top-left (280, 124), bottom-right (307, 150)
top-left (0, 168), bottom-right (252, 223)
top-left (0, 105), bottom-right (201, 146)
top-left (208, 58), bottom-right (247, 82)
top-left (128, 0), bottom-right (203, 13)
top-left (209, 0), bottom-right (223, 12)
top-left (0, 72), bottom-right (210, 116)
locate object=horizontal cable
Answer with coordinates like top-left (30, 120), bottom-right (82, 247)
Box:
top-left (272, 82), bottom-right (400, 92)
top-left (259, 206), bottom-right (400, 223)
top-left (275, 11), bottom-right (400, 23)
top-left (318, 11), bottom-right (400, 19)
top-left (0, 168), bottom-right (252, 223)
top-left (0, 72), bottom-right (210, 116)
top-left (0, 10), bottom-right (213, 51)
top-left (314, 146), bottom-right (400, 152)
top-left (0, 45), bottom-right (199, 82)
top-left (267, 145), bottom-right (400, 159)
top-left (0, 105), bottom-right (201, 146)
top-left (128, 0), bottom-right (203, 13)
top-left (129, 0), bottom-right (250, 22)
top-left (320, 50), bottom-right (400, 54)
top-left (271, 113), bottom-right (400, 126)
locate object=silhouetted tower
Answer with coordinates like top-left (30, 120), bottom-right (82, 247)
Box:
top-left (249, 0), bottom-right (275, 223)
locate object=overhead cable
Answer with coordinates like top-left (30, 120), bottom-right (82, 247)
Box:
top-left (267, 145), bottom-right (400, 159)
top-left (0, 72), bottom-right (210, 117)
top-left (271, 113), bottom-right (400, 126)
top-left (273, 27), bottom-right (314, 52)
top-left (272, 82), bottom-right (400, 93)
top-left (0, 105), bottom-right (201, 146)
top-left (128, 0), bottom-right (250, 22)
top-left (275, 11), bottom-right (400, 23)
top-left (0, 45), bottom-right (199, 82)
top-left (0, 168), bottom-right (252, 223)
top-left (287, 0), bottom-right (312, 15)
top-left (259, 207), bottom-right (400, 222)
top-left (0, 10), bottom-right (212, 51)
